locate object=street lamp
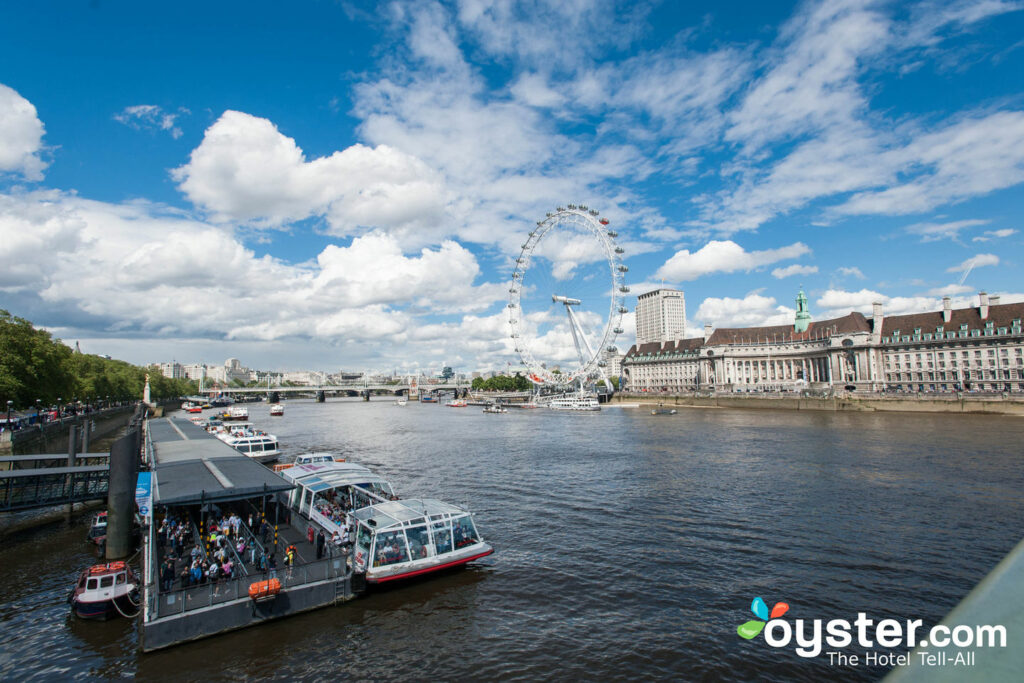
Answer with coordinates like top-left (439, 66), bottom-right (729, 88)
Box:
top-left (35, 399), bottom-right (41, 423)
top-left (57, 397), bottom-right (62, 419)
top-left (6, 400), bottom-right (12, 427)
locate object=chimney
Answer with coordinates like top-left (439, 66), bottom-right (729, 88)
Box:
top-left (704, 322), bottom-right (713, 342)
top-left (942, 296), bottom-right (951, 323)
top-left (979, 292), bottom-right (989, 320)
top-left (990, 294), bottom-right (1001, 306)
top-left (871, 302), bottom-right (884, 343)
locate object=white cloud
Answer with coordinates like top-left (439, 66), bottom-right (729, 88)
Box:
top-left (836, 266), bottom-right (866, 279)
top-left (172, 110), bottom-right (448, 245)
top-left (0, 190), bottom-right (505, 348)
top-left (695, 293), bottom-right (794, 328)
top-left (946, 253), bottom-right (999, 272)
top-left (509, 73), bottom-right (564, 108)
top-left (905, 218), bottom-right (990, 241)
top-left (655, 240), bottom-right (810, 281)
top-left (0, 83), bottom-right (47, 180)
top-left (771, 264), bottom-right (818, 279)
top-left (114, 104), bottom-right (188, 139)
top-left (972, 228), bottom-right (1017, 242)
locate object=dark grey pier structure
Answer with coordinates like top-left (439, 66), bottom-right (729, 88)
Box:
top-left (141, 417), bottom-right (355, 652)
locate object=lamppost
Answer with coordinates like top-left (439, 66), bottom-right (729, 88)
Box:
top-left (35, 399), bottom-right (41, 423)
top-left (57, 397), bottom-right (62, 420)
top-left (5, 400), bottom-right (12, 427)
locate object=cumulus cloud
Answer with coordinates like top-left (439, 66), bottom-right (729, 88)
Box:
top-left (655, 240), bottom-right (810, 281)
top-left (114, 104), bottom-right (188, 139)
top-left (0, 190), bottom-right (505, 347)
top-left (946, 253), bottom-right (999, 272)
top-left (0, 83), bottom-right (47, 180)
top-left (771, 264), bottom-right (818, 279)
top-left (695, 293), bottom-right (794, 328)
top-left (172, 110), bottom-right (448, 245)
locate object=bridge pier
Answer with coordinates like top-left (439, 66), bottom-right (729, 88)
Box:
top-left (315, 390), bottom-right (325, 403)
top-left (268, 391), bottom-right (280, 404)
top-left (65, 424), bottom-right (78, 523)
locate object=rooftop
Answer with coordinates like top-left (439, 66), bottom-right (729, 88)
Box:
top-left (149, 417), bottom-right (293, 507)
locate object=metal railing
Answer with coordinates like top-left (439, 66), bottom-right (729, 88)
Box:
top-left (150, 554), bottom-right (350, 619)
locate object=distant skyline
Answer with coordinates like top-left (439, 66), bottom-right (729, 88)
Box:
top-left (2, 0), bottom-right (1023, 373)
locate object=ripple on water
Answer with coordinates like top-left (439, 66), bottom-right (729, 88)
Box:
top-left (1, 401), bottom-right (1023, 680)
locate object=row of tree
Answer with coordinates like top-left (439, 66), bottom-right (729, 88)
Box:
top-left (0, 309), bottom-right (197, 410)
top-left (470, 374), bottom-right (533, 392)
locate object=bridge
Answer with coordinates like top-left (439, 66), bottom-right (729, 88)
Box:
top-left (0, 453), bottom-right (111, 512)
top-left (207, 382), bottom-right (467, 395)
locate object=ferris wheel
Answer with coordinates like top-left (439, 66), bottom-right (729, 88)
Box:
top-left (508, 204), bottom-right (629, 388)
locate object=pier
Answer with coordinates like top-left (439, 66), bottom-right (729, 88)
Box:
top-left (140, 417), bottom-right (356, 651)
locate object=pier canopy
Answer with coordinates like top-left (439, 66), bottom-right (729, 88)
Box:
top-left (148, 417), bottom-right (293, 506)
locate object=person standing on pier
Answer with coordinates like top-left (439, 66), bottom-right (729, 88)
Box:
top-left (316, 529), bottom-right (326, 560)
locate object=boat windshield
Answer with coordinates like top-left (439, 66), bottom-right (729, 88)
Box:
top-left (453, 516), bottom-right (480, 549)
top-left (431, 520), bottom-right (453, 554)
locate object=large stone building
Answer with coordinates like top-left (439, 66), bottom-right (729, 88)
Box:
top-left (622, 291), bottom-right (1024, 394)
top-left (635, 288), bottom-right (686, 345)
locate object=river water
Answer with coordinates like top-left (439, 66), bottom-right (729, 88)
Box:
top-left (1, 400), bottom-right (1022, 681)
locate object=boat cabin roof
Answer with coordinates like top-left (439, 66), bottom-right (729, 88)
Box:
top-left (282, 461), bottom-right (390, 491)
top-left (352, 498), bottom-right (466, 531)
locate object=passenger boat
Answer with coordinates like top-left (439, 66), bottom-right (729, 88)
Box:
top-left (352, 499), bottom-right (493, 584)
top-left (445, 399), bottom-right (467, 408)
top-left (222, 405), bottom-right (249, 421)
top-left (482, 404), bottom-right (507, 414)
top-left (182, 401), bottom-right (203, 414)
top-left (395, 398), bottom-right (408, 406)
top-left (281, 461), bottom-right (399, 529)
top-left (651, 404), bottom-right (677, 415)
top-left (281, 462), bottom-right (493, 584)
top-left (69, 561), bottom-right (139, 620)
top-left (214, 423), bottom-right (280, 463)
top-left (420, 394), bottom-right (438, 403)
top-left (548, 393), bottom-right (601, 411)
top-left (86, 511), bottom-right (108, 545)
top-left (269, 403), bottom-right (284, 416)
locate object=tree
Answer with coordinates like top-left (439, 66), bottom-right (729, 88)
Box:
top-left (0, 309), bottom-right (76, 408)
top-left (441, 366), bottom-right (455, 381)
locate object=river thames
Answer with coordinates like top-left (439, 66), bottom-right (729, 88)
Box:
top-left (1, 400), bottom-right (1022, 681)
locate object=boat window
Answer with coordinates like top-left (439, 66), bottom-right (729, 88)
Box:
top-left (431, 520), bottom-right (452, 555)
top-left (405, 525), bottom-right (431, 559)
top-left (373, 530), bottom-right (409, 567)
top-left (116, 573), bottom-right (126, 585)
top-left (452, 516), bottom-right (479, 549)
top-left (78, 576), bottom-right (87, 588)
top-left (251, 442), bottom-right (263, 452)
top-left (237, 443), bottom-right (251, 453)
top-left (99, 576), bottom-right (114, 588)
top-left (356, 523), bottom-right (373, 551)
top-left (87, 578), bottom-right (98, 590)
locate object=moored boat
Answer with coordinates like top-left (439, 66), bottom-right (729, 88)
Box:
top-left (272, 452), bottom-right (346, 472)
top-left (222, 405), bottom-right (249, 421)
top-left (86, 511), bottom-right (107, 545)
top-left (69, 561), bottom-right (139, 620)
top-left (214, 423), bottom-right (280, 463)
top-left (351, 499), bottom-right (494, 584)
top-left (548, 393), bottom-right (601, 411)
top-left (482, 404), bottom-right (507, 414)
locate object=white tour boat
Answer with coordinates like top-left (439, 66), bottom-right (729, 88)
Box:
top-left (214, 423), bottom-right (281, 463)
top-left (548, 393), bottom-right (601, 411)
top-left (482, 404), bottom-right (507, 414)
top-left (281, 461), bottom-right (399, 531)
top-left (269, 403), bottom-right (284, 416)
top-left (222, 405), bottom-right (249, 421)
top-left (69, 561), bottom-right (139, 620)
top-left (352, 499), bottom-right (493, 584)
top-left (272, 452), bottom-right (346, 472)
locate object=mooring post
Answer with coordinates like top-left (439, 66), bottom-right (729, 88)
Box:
top-left (65, 424), bottom-right (78, 522)
top-left (81, 419), bottom-right (90, 455)
top-left (106, 428), bottom-right (139, 560)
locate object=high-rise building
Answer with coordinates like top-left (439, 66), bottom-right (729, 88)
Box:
top-left (635, 289), bottom-right (686, 344)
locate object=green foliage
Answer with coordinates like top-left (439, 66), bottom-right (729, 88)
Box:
top-left (471, 373), bottom-right (531, 392)
top-left (0, 309), bottom-right (196, 409)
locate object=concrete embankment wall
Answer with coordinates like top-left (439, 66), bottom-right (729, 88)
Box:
top-left (1, 406), bottom-right (136, 456)
top-left (614, 394), bottom-right (1024, 416)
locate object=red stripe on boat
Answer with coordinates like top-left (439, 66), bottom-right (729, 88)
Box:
top-left (369, 548), bottom-right (494, 583)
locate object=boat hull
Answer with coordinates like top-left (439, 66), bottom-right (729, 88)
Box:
top-left (367, 546), bottom-right (494, 584)
top-left (72, 598), bottom-right (117, 620)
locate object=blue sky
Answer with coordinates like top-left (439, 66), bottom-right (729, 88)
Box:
top-left (1, 0), bottom-right (1023, 374)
